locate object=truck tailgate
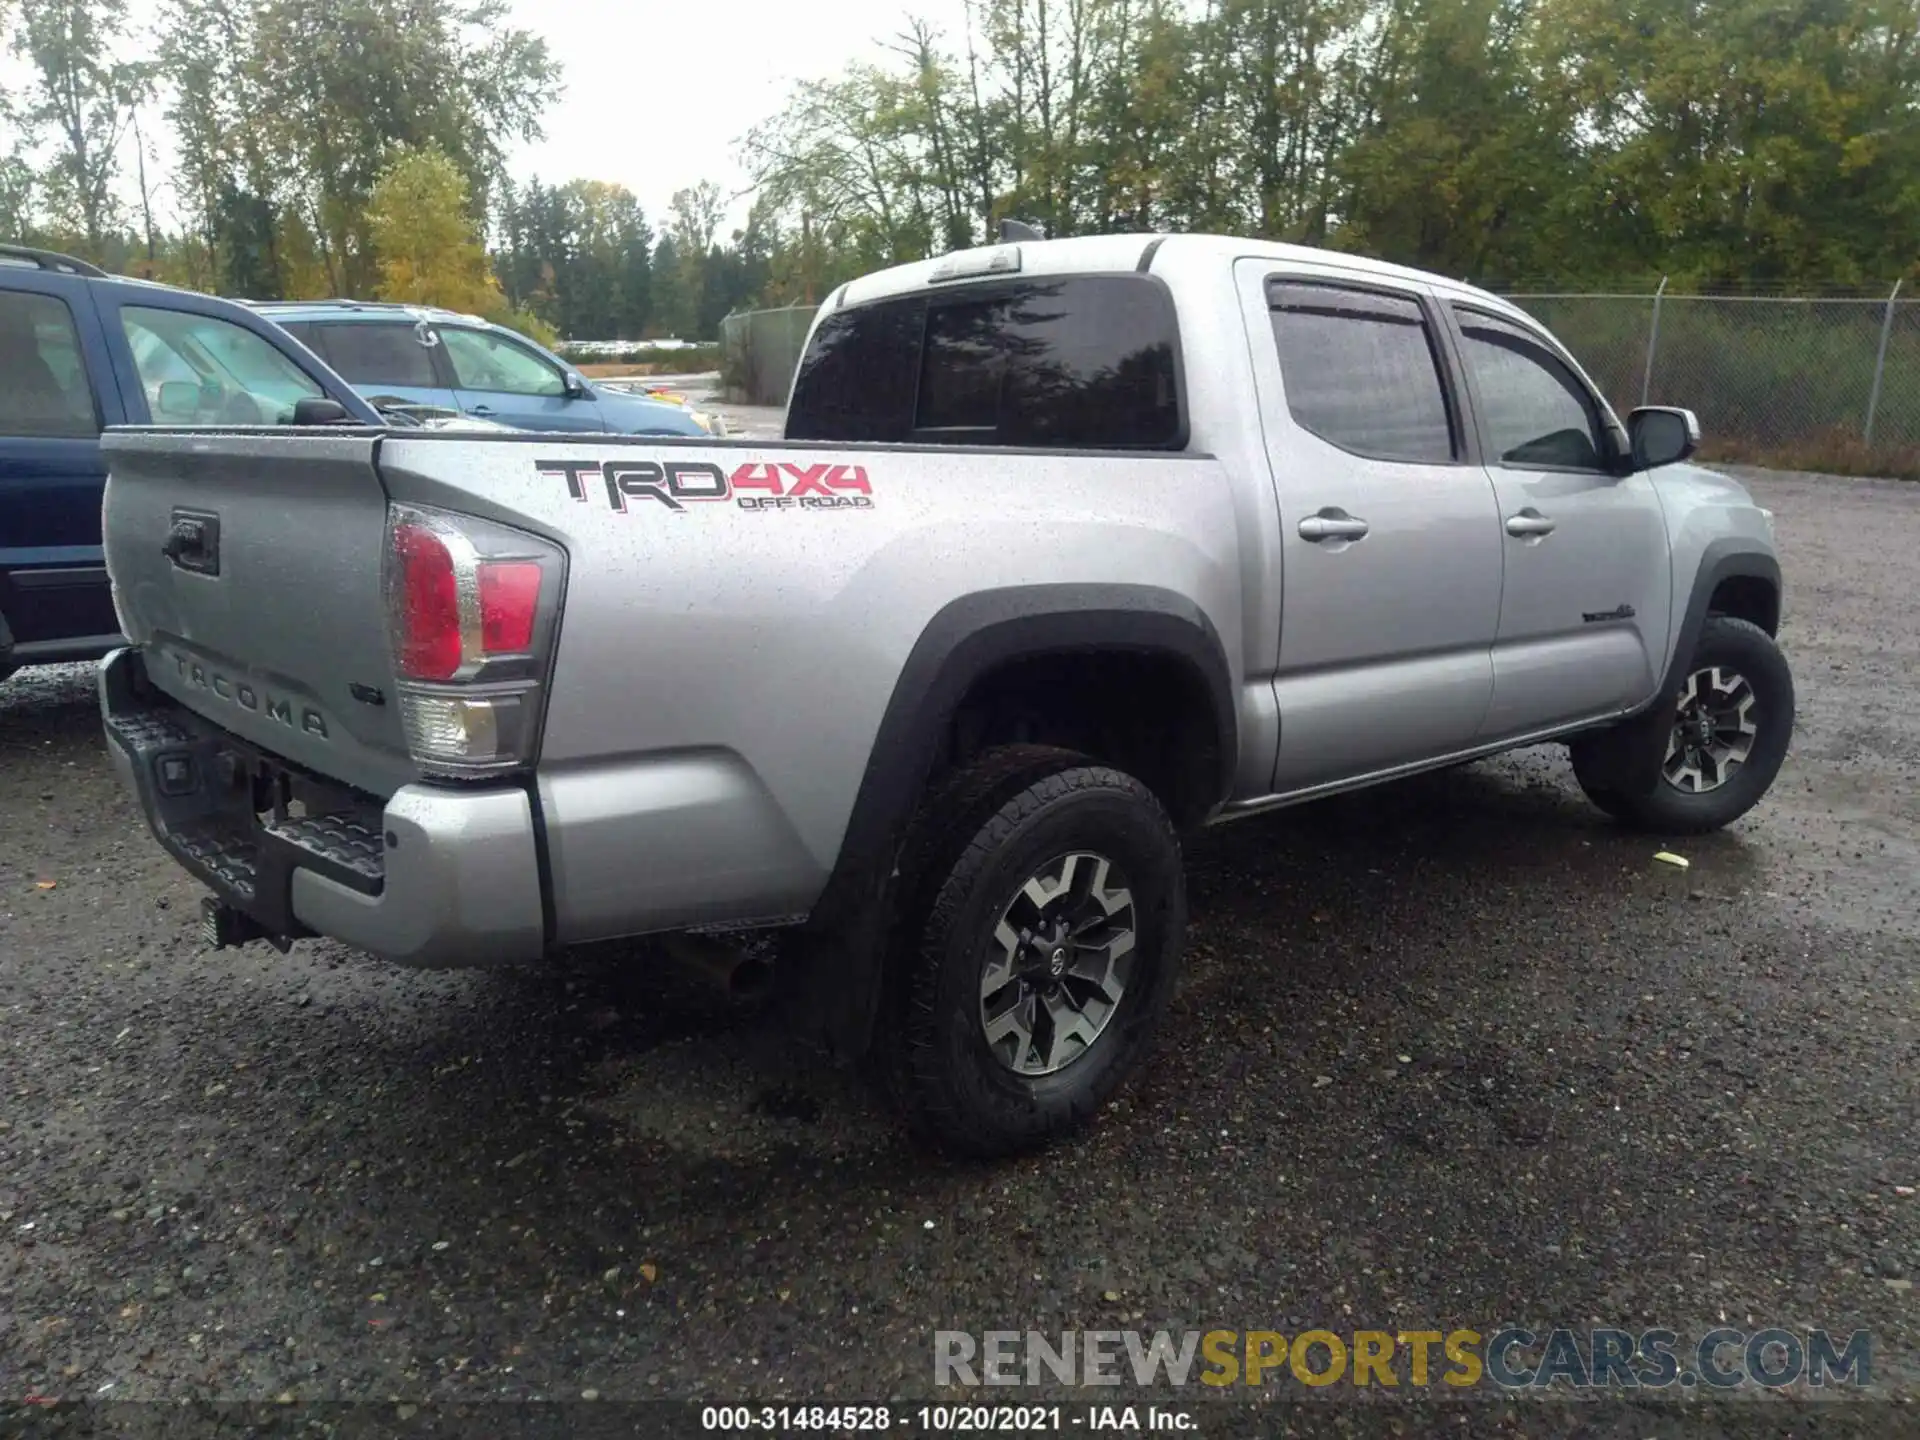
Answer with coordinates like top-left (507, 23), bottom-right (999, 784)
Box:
top-left (100, 428), bottom-right (416, 798)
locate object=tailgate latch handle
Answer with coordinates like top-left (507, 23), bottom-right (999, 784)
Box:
top-left (163, 510), bottom-right (221, 576)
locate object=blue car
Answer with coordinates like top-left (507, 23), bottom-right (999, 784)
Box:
top-left (0, 244), bottom-right (380, 684)
top-left (251, 301), bottom-right (715, 436)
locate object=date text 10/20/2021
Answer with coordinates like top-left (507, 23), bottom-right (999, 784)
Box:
top-left (701, 1406), bottom-right (1193, 1432)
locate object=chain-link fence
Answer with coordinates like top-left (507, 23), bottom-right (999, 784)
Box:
top-left (719, 303), bottom-right (819, 407)
top-left (1504, 286), bottom-right (1920, 463)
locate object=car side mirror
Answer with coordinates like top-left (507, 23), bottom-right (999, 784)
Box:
top-left (290, 397), bottom-right (353, 426)
top-left (563, 373), bottom-right (590, 399)
top-left (155, 381), bottom-right (200, 421)
top-left (1627, 406), bottom-right (1700, 470)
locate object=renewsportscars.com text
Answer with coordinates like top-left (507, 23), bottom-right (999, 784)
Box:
top-left (934, 1327), bottom-right (1873, 1391)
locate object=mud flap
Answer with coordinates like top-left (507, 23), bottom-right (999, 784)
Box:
top-left (1572, 700), bottom-right (1672, 797)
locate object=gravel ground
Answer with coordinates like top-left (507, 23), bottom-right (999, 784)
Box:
top-left (1, 468), bottom-right (1915, 1427)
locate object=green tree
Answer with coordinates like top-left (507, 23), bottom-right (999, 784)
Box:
top-left (11, 0), bottom-right (152, 254)
top-left (155, 0), bottom-right (558, 297)
top-left (491, 177), bottom-right (657, 339)
top-left (650, 234), bottom-right (686, 337)
top-left (366, 143), bottom-right (500, 312)
top-left (1332, 0), bottom-right (1590, 282)
top-left (0, 155), bottom-right (34, 240)
top-left (665, 181), bottom-right (726, 335)
top-left (1549, 0), bottom-right (1920, 286)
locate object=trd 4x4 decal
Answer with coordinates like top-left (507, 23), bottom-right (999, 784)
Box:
top-left (538, 459), bottom-right (874, 514)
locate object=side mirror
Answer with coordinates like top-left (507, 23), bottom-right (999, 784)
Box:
top-left (563, 373), bottom-right (590, 399)
top-left (1627, 406), bottom-right (1700, 470)
top-left (291, 396), bottom-right (353, 426)
top-left (155, 380), bottom-right (200, 421)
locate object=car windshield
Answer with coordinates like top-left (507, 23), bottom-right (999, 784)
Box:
top-left (121, 306), bottom-right (325, 424)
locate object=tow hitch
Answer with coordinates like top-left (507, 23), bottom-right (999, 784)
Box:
top-left (200, 897), bottom-right (292, 954)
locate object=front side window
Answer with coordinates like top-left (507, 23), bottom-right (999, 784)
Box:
top-left (121, 306), bottom-right (325, 424)
top-left (310, 322), bottom-right (438, 388)
top-left (439, 327), bottom-right (566, 397)
top-left (0, 291), bottom-right (98, 437)
top-left (787, 274), bottom-right (1185, 449)
top-left (1268, 282), bottom-right (1455, 464)
top-left (1454, 309), bottom-right (1609, 470)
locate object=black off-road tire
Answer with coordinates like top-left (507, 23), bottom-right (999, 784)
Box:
top-left (1568, 741), bottom-right (1629, 820)
top-left (886, 747), bottom-right (1186, 1158)
top-left (1571, 616), bottom-right (1794, 835)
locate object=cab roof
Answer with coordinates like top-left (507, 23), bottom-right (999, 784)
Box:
top-left (830, 231), bottom-right (1533, 327)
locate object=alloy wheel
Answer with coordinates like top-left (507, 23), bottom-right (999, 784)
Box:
top-left (1663, 666), bottom-right (1759, 794)
top-left (979, 851), bottom-right (1137, 1077)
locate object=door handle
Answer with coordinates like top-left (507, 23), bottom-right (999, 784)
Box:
top-left (162, 511), bottom-right (220, 576)
top-left (1505, 508), bottom-right (1556, 538)
top-left (1298, 509), bottom-right (1370, 542)
top-left (162, 521), bottom-right (204, 564)
top-left (466, 404), bottom-right (495, 417)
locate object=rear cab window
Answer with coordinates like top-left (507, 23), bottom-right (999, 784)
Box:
top-left (0, 290), bottom-right (100, 438)
top-left (787, 274), bottom-right (1185, 449)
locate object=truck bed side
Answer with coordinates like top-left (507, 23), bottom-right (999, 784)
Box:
top-left (375, 433), bottom-right (1245, 943)
top-left (101, 428), bottom-right (1248, 947)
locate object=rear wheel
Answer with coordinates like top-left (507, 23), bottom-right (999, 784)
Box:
top-left (1571, 616), bottom-right (1794, 834)
top-left (886, 748), bottom-right (1186, 1157)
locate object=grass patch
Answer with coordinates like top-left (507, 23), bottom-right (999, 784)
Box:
top-left (1700, 429), bottom-right (1920, 481)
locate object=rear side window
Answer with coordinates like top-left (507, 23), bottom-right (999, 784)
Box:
top-left (1268, 282), bottom-right (1455, 464)
top-left (439, 327), bottom-right (566, 397)
top-left (310, 321), bottom-right (438, 388)
top-left (0, 291), bottom-right (98, 437)
top-left (277, 321), bottom-right (324, 354)
top-left (787, 275), bottom-right (1184, 449)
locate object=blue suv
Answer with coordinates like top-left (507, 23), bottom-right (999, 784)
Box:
top-left (251, 301), bottom-right (713, 436)
top-left (0, 244), bottom-right (382, 685)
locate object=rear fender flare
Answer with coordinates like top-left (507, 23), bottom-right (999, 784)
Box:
top-left (787, 583), bottom-right (1236, 1057)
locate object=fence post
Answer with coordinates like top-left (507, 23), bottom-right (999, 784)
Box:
top-left (1640, 275), bottom-right (1668, 407)
top-left (1864, 278), bottom-right (1902, 447)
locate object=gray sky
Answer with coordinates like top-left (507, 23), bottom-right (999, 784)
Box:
top-left (500, 0), bottom-right (958, 228)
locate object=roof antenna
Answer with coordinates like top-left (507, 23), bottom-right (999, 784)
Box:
top-left (998, 218), bottom-right (1046, 243)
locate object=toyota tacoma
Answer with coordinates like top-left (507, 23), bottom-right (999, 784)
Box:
top-left (95, 232), bottom-right (1793, 1156)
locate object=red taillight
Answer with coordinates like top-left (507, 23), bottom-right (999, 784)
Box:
top-left (384, 502), bottom-right (562, 779)
top-left (393, 521), bottom-right (462, 681)
top-left (479, 561), bottom-right (541, 655)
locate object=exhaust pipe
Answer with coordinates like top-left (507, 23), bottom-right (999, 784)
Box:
top-left (659, 933), bottom-right (776, 1005)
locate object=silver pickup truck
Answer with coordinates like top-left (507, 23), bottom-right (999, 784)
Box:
top-left (97, 233), bottom-right (1791, 1156)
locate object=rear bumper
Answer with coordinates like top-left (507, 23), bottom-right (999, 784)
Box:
top-left (98, 647), bottom-right (546, 967)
